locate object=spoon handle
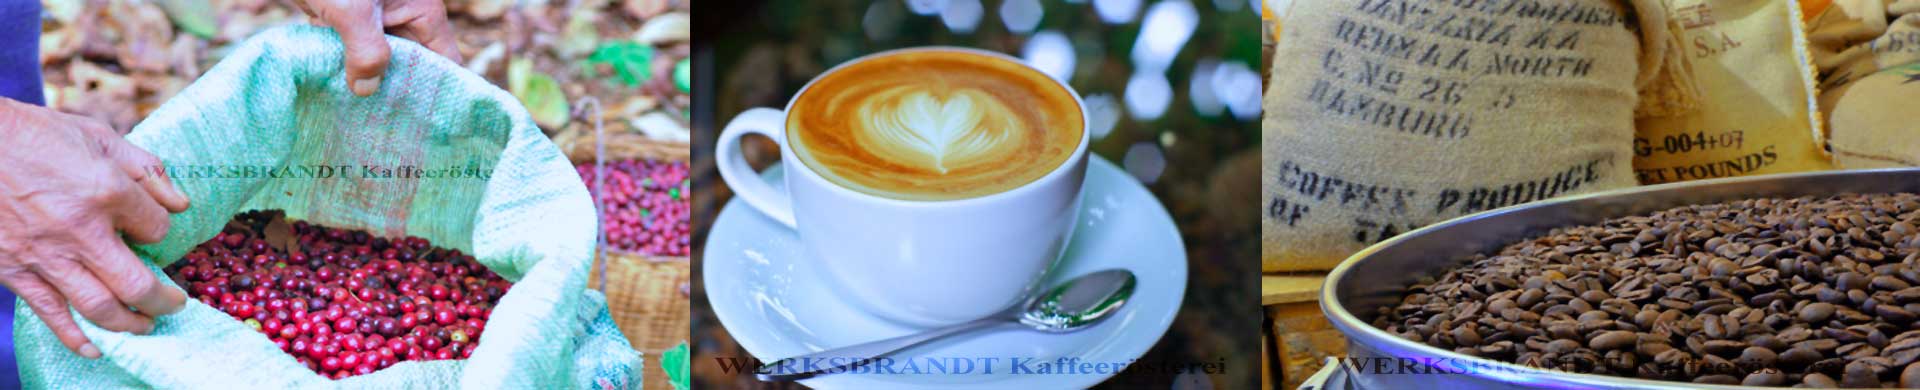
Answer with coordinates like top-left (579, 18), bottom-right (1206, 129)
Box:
top-left (755, 317), bottom-right (1003, 382)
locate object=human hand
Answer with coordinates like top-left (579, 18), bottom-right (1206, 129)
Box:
top-left (296, 0), bottom-right (463, 96)
top-left (0, 98), bottom-right (190, 358)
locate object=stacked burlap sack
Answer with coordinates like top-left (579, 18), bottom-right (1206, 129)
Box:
top-left (1262, 0), bottom-right (1867, 272)
top-left (1808, 0), bottom-right (1920, 167)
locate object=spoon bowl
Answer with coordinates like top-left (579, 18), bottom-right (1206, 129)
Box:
top-left (1019, 269), bottom-right (1136, 332)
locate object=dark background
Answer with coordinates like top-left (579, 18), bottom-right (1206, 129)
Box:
top-left (690, 0), bottom-right (1264, 388)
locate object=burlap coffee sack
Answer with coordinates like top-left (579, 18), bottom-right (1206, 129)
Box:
top-left (1809, 0), bottom-right (1920, 127)
top-left (1632, 0), bottom-right (1834, 185)
top-left (1828, 63), bottom-right (1920, 167)
top-left (1262, 0), bottom-right (1694, 272)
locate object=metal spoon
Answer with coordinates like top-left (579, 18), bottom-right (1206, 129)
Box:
top-left (755, 269), bottom-right (1138, 382)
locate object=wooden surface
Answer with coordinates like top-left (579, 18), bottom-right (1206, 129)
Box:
top-left (1262, 327), bottom-right (1275, 390)
top-left (1261, 273), bottom-right (1326, 306)
top-left (1263, 272), bottom-right (1342, 390)
top-left (1267, 302), bottom-right (1346, 390)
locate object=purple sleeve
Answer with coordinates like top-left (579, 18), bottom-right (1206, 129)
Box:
top-left (0, 0), bottom-right (43, 106)
top-left (0, 2), bottom-right (30, 388)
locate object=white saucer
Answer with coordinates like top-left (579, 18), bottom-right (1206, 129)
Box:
top-left (704, 156), bottom-right (1188, 389)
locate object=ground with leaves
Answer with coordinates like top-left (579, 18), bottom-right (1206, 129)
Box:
top-left (38, 0), bottom-right (689, 145)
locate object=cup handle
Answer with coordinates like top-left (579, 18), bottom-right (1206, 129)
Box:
top-left (717, 107), bottom-right (798, 228)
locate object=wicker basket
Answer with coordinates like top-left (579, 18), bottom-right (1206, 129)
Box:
top-left (565, 131), bottom-right (690, 390)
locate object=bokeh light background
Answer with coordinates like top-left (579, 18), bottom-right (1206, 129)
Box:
top-left (691, 0), bottom-right (1263, 388)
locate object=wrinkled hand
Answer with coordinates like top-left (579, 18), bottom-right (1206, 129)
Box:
top-left (0, 98), bottom-right (190, 358)
top-left (296, 0), bottom-right (463, 96)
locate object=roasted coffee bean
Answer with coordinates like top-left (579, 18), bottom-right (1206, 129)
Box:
top-left (1780, 327), bottom-right (1814, 343)
top-left (1819, 287), bottom-right (1851, 304)
top-left (1850, 290), bottom-right (1873, 307)
top-left (1736, 346), bottom-right (1779, 369)
top-left (1710, 258), bottom-right (1738, 279)
top-left (1639, 341), bottom-right (1674, 358)
top-left (1812, 357), bottom-right (1851, 377)
top-left (1885, 336), bottom-right (1920, 367)
top-left (1800, 338), bottom-right (1843, 353)
top-left (1839, 307), bottom-right (1876, 323)
top-left (1892, 287), bottom-right (1920, 303)
top-left (1590, 331), bottom-right (1637, 351)
top-left (1903, 362), bottom-right (1920, 388)
top-left (1838, 342), bottom-right (1879, 359)
top-left (1452, 326), bottom-right (1483, 347)
top-left (1835, 272), bottom-right (1866, 293)
top-left (1702, 314), bottom-right (1740, 339)
top-left (1858, 356), bottom-right (1896, 376)
top-left (1576, 318), bottom-right (1613, 333)
top-left (1793, 283), bottom-right (1824, 297)
top-left (1477, 341), bottom-right (1514, 357)
top-left (1876, 275), bottom-right (1914, 291)
top-left (1545, 304), bottom-right (1581, 318)
top-left (1742, 369), bottom-right (1787, 386)
top-left (1804, 372), bottom-right (1840, 387)
top-left (1655, 348), bottom-right (1692, 366)
top-left (1567, 298), bottom-right (1594, 313)
top-left (1749, 334), bottom-right (1787, 351)
top-left (1858, 247), bottom-right (1888, 263)
top-left (1599, 298), bottom-right (1637, 316)
top-left (1488, 298), bottom-right (1516, 313)
top-left (1827, 327), bottom-right (1870, 344)
top-left (1508, 322), bottom-right (1539, 338)
top-left (1843, 360), bottom-right (1883, 388)
top-left (1746, 269), bottom-right (1780, 286)
top-left (1878, 304), bottom-right (1917, 323)
top-left (1517, 289), bottom-right (1547, 308)
top-left (1779, 346), bottom-right (1824, 368)
top-left (1803, 302), bottom-right (1838, 323)
top-left (1548, 323), bottom-right (1580, 340)
top-left (1604, 349), bottom-right (1638, 371)
top-left (1545, 339), bottom-right (1581, 355)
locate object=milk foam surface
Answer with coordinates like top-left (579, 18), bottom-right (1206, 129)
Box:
top-left (788, 50), bottom-right (1083, 201)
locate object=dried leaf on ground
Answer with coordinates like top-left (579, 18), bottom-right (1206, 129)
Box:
top-left (509, 58), bottom-right (572, 130)
top-left (632, 12), bottom-right (688, 45)
top-left (156, 0), bottom-right (218, 39)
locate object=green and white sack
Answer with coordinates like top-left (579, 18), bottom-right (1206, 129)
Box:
top-left (14, 26), bottom-right (641, 389)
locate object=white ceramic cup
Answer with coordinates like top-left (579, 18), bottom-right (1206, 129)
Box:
top-left (716, 47), bottom-right (1091, 327)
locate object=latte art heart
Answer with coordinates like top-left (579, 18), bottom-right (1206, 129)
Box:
top-left (786, 50), bottom-right (1083, 201)
top-left (859, 89), bottom-right (1020, 174)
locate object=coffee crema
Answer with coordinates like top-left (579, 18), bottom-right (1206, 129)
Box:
top-left (787, 50), bottom-right (1083, 201)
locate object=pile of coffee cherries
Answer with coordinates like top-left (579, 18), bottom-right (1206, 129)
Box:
top-left (163, 210), bottom-right (512, 379)
top-left (575, 159), bottom-right (690, 256)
